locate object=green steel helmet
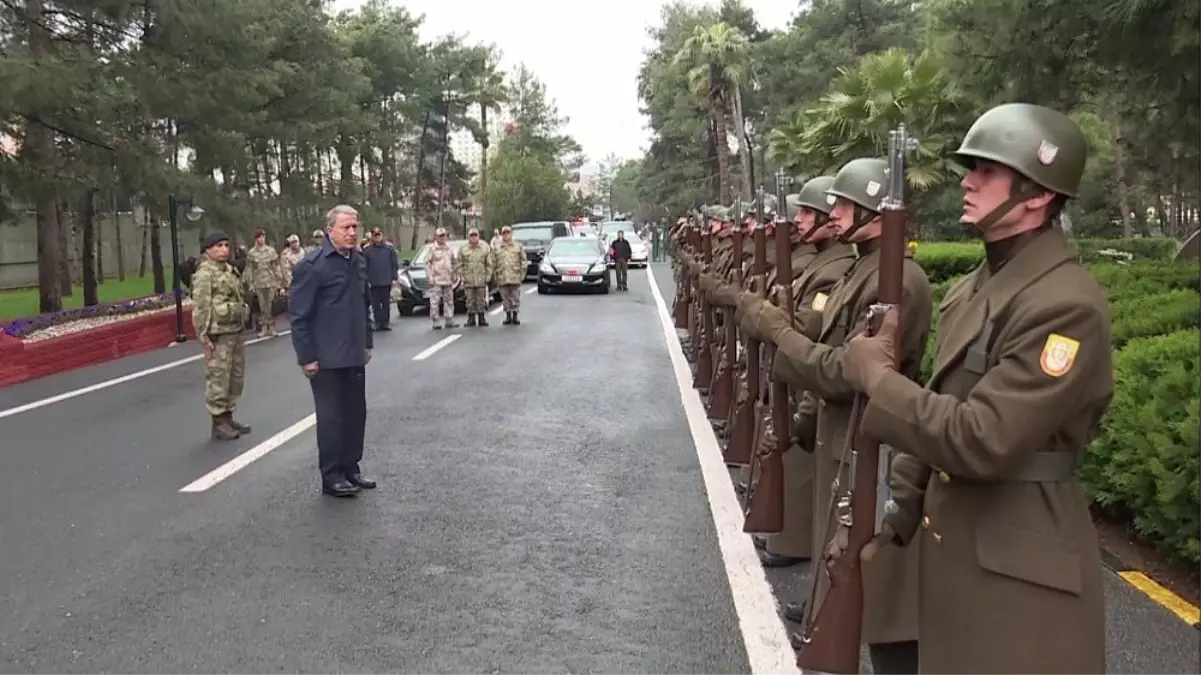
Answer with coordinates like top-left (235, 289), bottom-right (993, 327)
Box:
top-left (953, 103), bottom-right (1087, 198)
top-left (828, 158), bottom-right (889, 213)
top-left (783, 194), bottom-right (803, 220)
top-left (797, 176), bottom-right (837, 215)
top-left (711, 205), bottom-right (731, 222)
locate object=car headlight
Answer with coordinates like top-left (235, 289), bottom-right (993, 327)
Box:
top-left (539, 262), bottom-right (555, 274)
top-left (590, 261), bottom-right (607, 274)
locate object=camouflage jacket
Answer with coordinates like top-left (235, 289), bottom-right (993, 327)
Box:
top-left (426, 243), bottom-right (456, 286)
top-left (455, 242), bottom-right (493, 287)
top-left (280, 246), bottom-right (305, 286)
top-left (491, 241), bottom-right (526, 286)
top-left (191, 257), bottom-right (246, 338)
top-left (245, 244), bottom-right (284, 290)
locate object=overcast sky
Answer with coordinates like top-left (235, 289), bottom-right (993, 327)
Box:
top-left (331, 0), bottom-right (798, 171)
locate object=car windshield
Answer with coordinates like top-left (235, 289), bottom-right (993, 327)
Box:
top-left (510, 225), bottom-right (556, 241)
top-left (549, 240), bottom-right (601, 257)
top-left (600, 221), bottom-right (632, 236)
top-left (412, 240), bottom-right (465, 265)
top-left (613, 232), bottom-right (642, 244)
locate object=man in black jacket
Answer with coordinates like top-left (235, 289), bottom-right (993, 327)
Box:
top-left (363, 227), bottom-right (400, 331)
top-left (609, 230), bottom-right (633, 291)
top-left (289, 204), bottom-right (377, 498)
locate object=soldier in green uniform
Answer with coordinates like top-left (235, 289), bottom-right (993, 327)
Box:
top-left (245, 228), bottom-right (286, 338)
top-left (741, 158), bottom-right (933, 672)
top-left (456, 227), bottom-right (494, 327)
top-left (191, 232), bottom-right (251, 441)
top-left (491, 225), bottom-right (526, 325)
top-left (836, 104), bottom-right (1110, 674)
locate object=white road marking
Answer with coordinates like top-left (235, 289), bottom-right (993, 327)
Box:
top-left (523, 286), bottom-right (537, 294)
top-left (0, 330), bottom-right (292, 421)
top-left (179, 414), bottom-right (316, 492)
top-left (488, 306), bottom-right (505, 316)
top-left (411, 334), bottom-right (461, 361)
top-left (645, 265), bottom-right (800, 675)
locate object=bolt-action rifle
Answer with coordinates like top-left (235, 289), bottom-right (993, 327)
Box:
top-left (743, 171), bottom-right (793, 533)
top-left (684, 211), bottom-right (703, 354)
top-left (672, 213), bottom-right (693, 329)
top-left (795, 125), bottom-right (917, 674)
top-left (692, 215), bottom-right (715, 390)
top-left (724, 191), bottom-right (767, 465)
top-left (708, 200), bottom-right (742, 421)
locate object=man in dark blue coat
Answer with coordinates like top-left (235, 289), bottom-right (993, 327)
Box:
top-left (363, 227), bottom-right (400, 330)
top-left (289, 204), bottom-right (377, 498)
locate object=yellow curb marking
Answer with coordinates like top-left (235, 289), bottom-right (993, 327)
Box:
top-left (1117, 570), bottom-right (1200, 625)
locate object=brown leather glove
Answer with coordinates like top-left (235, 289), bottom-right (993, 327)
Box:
top-left (699, 274), bottom-right (718, 293)
top-left (752, 301), bottom-right (791, 342)
top-left (843, 308), bottom-right (899, 395)
top-left (712, 283), bottom-right (739, 307)
top-left (736, 291), bottom-right (766, 334)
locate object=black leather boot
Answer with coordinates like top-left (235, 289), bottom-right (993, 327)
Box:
top-left (477, 312), bottom-right (488, 326)
top-left (466, 313), bottom-right (477, 327)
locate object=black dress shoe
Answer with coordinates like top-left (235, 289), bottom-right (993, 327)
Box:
top-left (376, 325), bottom-right (392, 331)
top-left (783, 601), bottom-right (806, 624)
top-left (346, 473), bottom-right (377, 489)
top-left (322, 481), bottom-right (360, 497)
top-left (758, 549), bottom-right (810, 568)
top-left (752, 535), bottom-right (767, 550)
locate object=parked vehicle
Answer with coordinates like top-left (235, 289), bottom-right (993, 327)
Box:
top-left (536, 236), bottom-right (610, 294)
top-left (603, 231), bottom-right (649, 268)
top-left (508, 221), bottom-right (572, 278)
top-left (395, 240), bottom-right (498, 316)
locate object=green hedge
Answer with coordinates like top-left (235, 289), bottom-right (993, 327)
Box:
top-left (1083, 329), bottom-right (1200, 565)
top-left (908, 255), bottom-right (1199, 564)
top-left (913, 236), bottom-right (1183, 285)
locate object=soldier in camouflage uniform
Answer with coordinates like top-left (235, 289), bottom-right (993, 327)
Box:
top-left (426, 227), bottom-right (459, 329)
top-left (306, 229), bottom-right (324, 253)
top-left (491, 225), bottom-right (526, 325)
top-left (280, 234), bottom-right (305, 287)
top-left (191, 231), bottom-right (251, 441)
top-left (245, 228), bottom-right (286, 337)
top-left (456, 227), bottom-right (494, 327)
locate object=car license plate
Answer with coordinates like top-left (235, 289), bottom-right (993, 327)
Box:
top-left (564, 271), bottom-right (582, 282)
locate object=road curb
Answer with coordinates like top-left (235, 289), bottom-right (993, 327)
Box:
top-left (1100, 545), bottom-right (1201, 629)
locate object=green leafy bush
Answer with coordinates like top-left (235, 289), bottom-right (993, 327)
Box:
top-left (1083, 330), bottom-right (1201, 565)
top-left (1110, 288), bottom-right (1201, 348)
top-left (914, 242), bottom-right (982, 284)
top-left (1072, 237), bottom-right (1180, 262)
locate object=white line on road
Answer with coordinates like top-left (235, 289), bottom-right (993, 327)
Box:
top-left (411, 334), bottom-right (461, 361)
top-left (179, 413), bottom-right (316, 492)
top-left (645, 265), bottom-right (800, 675)
top-left (0, 330), bottom-right (292, 421)
top-left (523, 286), bottom-right (537, 294)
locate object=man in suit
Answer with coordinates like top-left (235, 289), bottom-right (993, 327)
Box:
top-left (289, 204), bottom-right (377, 498)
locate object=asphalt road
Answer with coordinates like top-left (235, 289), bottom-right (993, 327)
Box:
top-left (0, 267), bottom-right (1195, 674)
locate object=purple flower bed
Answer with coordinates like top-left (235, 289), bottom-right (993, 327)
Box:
top-left (1, 291), bottom-right (184, 339)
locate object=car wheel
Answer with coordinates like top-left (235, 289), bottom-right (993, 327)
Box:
top-left (397, 302), bottom-right (414, 317)
top-left (537, 283), bottom-right (549, 294)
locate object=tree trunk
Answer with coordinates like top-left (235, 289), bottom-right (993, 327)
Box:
top-left (409, 110), bottom-right (431, 251)
top-left (139, 206), bottom-right (149, 276)
top-left (57, 201), bottom-right (72, 297)
top-left (706, 121), bottom-right (720, 202)
top-left (1111, 116), bottom-right (1133, 238)
top-left (337, 132), bottom-right (356, 202)
top-left (81, 189), bottom-right (98, 306)
top-left (711, 103), bottom-right (732, 204)
top-left (113, 189), bottom-right (126, 281)
top-left (438, 98), bottom-right (452, 231)
top-left (731, 84), bottom-right (753, 200)
top-left (149, 206), bottom-right (165, 294)
top-left (24, 0), bottom-right (62, 313)
top-left (479, 103), bottom-right (489, 222)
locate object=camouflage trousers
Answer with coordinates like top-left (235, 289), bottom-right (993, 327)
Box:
top-left (499, 284), bottom-right (522, 311)
top-left (429, 284), bottom-right (455, 322)
top-left (464, 285), bottom-right (489, 313)
top-left (204, 332), bottom-right (245, 416)
top-left (253, 287), bottom-right (277, 336)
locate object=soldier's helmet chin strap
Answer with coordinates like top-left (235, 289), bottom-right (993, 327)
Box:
top-left (836, 205), bottom-right (878, 244)
top-left (799, 210), bottom-right (831, 243)
top-left (970, 180), bottom-right (1045, 232)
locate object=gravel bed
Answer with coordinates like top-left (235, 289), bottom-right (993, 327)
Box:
top-left (21, 300), bottom-right (193, 343)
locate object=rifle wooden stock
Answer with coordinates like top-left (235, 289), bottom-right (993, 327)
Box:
top-left (708, 231), bottom-right (740, 420)
top-left (685, 228), bottom-right (701, 350)
top-left (693, 231), bottom-right (715, 390)
top-left (723, 224), bottom-right (766, 465)
top-left (797, 133), bottom-right (912, 674)
top-left (744, 220), bottom-right (793, 534)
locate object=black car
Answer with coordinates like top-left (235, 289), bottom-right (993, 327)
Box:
top-left (395, 240), bottom-right (498, 316)
top-left (536, 236), bottom-right (610, 294)
top-left (508, 221), bottom-right (571, 278)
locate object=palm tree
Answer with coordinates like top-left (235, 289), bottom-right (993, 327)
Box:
top-left (673, 22), bottom-right (752, 204)
top-left (768, 48), bottom-right (968, 193)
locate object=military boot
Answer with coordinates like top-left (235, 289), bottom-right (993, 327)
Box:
top-left (445, 318), bottom-right (459, 328)
top-left (226, 413), bottom-right (252, 435)
top-left (502, 311), bottom-right (513, 325)
top-left (466, 313), bottom-right (477, 327)
top-left (211, 415), bottom-right (240, 441)
top-left (477, 312), bottom-right (488, 327)
top-left (511, 311), bottom-right (521, 325)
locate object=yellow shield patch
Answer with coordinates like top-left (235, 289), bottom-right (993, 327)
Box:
top-left (1039, 333), bottom-right (1080, 377)
top-left (811, 292), bottom-right (829, 312)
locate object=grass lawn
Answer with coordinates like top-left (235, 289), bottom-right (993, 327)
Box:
top-left (0, 274), bottom-right (178, 323)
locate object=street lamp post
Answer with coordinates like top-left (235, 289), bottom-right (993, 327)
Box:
top-left (167, 194), bottom-right (205, 343)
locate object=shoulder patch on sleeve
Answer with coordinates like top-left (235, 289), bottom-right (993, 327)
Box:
top-left (1039, 333), bottom-right (1080, 377)
top-left (811, 292), bottom-right (829, 313)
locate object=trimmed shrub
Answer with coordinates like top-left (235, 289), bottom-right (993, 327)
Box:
top-left (914, 242), bottom-right (982, 284)
top-left (1083, 330), bottom-right (1201, 565)
top-left (1110, 288), bottom-right (1201, 348)
top-left (1072, 237), bottom-right (1180, 262)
